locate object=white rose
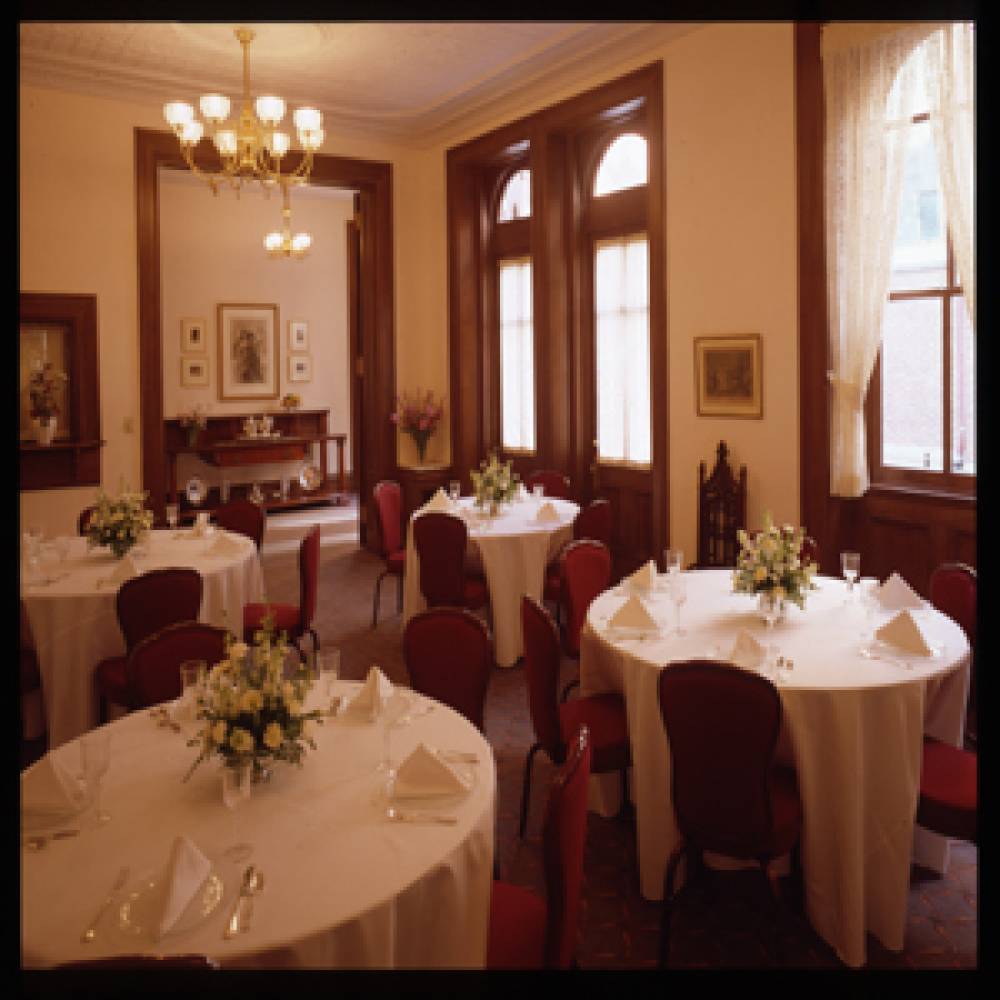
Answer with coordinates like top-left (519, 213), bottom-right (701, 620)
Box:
top-left (229, 641), bottom-right (249, 661)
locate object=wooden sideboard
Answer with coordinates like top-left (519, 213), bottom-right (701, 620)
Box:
top-left (164, 409), bottom-right (347, 515)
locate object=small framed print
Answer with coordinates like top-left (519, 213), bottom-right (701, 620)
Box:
top-left (181, 318), bottom-right (207, 353)
top-left (288, 354), bottom-right (313, 383)
top-left (288, 320), bottom-right (309, 352)
top-left (694, 333), bottom-right (763, 419)
top-left (181, 356), bottom-right (210, 387)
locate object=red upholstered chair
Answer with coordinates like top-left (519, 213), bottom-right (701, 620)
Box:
top-left (657, 660), bottom-right (803, 966)
top-left (519, 596), bottom-right (630, 837)
top-left (20, 601), bottom-right (46, 757)
top-left (929, 561), bottom-right (976, 746)
top-left (488, 726), bottom-right (592, 969)
top-left (77, 505), bottom-right (98, 536)
top-left (557, 538), bottom-right (612, 701)
top-left (125, 621), bottom-right (228, 710)
top-left (403, 607), bottom-right (492, 732)
top-left (525, 469), bottom-right (571, 500)
top-left (94, 568), bottom-right (204, 720)
top-left (543, 498), bottom-right (613, 612)
top-left (372, 480), bottom-right (405, 627)
top-left (213, 498), bottom-right (266, 550)
top-left (412, 511), bottom-right (489, 612)
top-left (243, 525), bottom-right (321, 658)
top-left (917, 737), bottom-right (977, 844)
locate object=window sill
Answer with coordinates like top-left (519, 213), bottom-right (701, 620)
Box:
top-left (866, 481), bottom-right (976, 505)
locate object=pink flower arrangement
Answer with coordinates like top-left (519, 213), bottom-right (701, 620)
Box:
top-left (390, 389), bottom-right (444, 462)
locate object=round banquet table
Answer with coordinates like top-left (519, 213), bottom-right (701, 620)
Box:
top-left (579, 569), bottom-right (971, 969)
top-left (21, 681), bottom-right (496, 969)
top-left (21, 529), bottom-right (266, 749)
top-left (402, 494), bottom-right (578, 667)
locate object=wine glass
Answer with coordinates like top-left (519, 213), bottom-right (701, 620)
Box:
top-left (80, 730), bottom-right (112, 825)
top-left (841, 552), bottom-right (860, 599)
top-left (448, 480), bottom-right (461, 503)
top-left (664, 549), bottom-right (683, 575)
top-left (860, 580), bottom-right (881, 646)
top-left (669, 574), bottom-right (688, 635)
top-left (179, 660), bottom-right (204, 721)
top-left (165, 503), bottom-right (179, 530)
top-left (761, 592), bottom-right (781, 676)
top-left (319, 647), bottom-right (341, 698)
top-left (221, 761), bottom-right (253, 863)
top-left (532, 483), bottom-right (545, 500)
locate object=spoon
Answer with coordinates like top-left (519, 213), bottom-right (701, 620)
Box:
top-left (386, 806), bottom-right (457, 825)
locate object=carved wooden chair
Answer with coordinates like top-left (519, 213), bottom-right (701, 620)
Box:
top-left (695, 441), bottom-right (747, 569)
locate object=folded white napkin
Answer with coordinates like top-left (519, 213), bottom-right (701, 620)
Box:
top-left (392, 743), bottom-right (472, 799)
top-left (152, 835), bottom-right (213, 942)
top-left (21, 750), bottom-right (88, 822)
top-left (728, 630), bottom-right (766, 671)
top-left (424, 488), bottom-right (453, 513)
top-left (876, 609), bottom-right (933, 656)
top-left (99, 553), bottom-right (137, 588)
top-left (205, 533), bottom-right (244, 557)
top-left (608, 594), bottom-right (658, 631)
top-left (628, 559), bottom-right (657, 592)
top-left (877, 572), bottom-right (923, 611)
top-left (341, 666), bottom-right (394, 722)
top-left (535, 501), bottom-right (559, 523)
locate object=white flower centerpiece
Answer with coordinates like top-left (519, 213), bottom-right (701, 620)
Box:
top-left (85, 488), bottom-right (154, 559)
top-left (185, 617), bottom-right (323, 785)
top-left (470, 451), bottom-right (520, 517)
top-left (732, 512), bottom-right (819, 619)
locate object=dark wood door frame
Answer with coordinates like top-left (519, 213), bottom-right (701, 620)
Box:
top-left (135, 129), bottom-right (395, 540)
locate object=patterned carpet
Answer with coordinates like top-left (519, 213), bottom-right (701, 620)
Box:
top-left (262, 505), bottom-right (978, 970)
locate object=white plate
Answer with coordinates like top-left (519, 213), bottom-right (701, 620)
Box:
top-left (185, 477), bottom-right (207, 506)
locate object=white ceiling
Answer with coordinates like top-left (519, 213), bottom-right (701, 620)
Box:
top-left (19, 20), bottom-right (700, 146)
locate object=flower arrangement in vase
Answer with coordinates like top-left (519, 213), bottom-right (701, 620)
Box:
top-left (178, 405), bottom-right (208, 447)
top-left (27, 361), bottom-right (68, 445)
top-left (85, 488), bottom-right (154, 559)
top-left (732, 512), bottom-right (818, 616)
top-left (185, 616), bottom-right (323, 785)
top-left (281, 392), bottom-right (301, 411)
top-left (390, 388), bottom-right (444, 464)
top-left (470, 451), bottom-right (520, 517)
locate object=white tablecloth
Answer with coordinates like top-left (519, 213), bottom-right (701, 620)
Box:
top-left (403, 496), bottom-right (578, 667)
top-left (21, 681), bottom-right (495, 969)
top-left (580, 570), bottom-right (970, 968)
top-left (21, 530), bottom-right (266, 749)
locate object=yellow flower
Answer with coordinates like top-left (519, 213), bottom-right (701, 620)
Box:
top-left (229, 641), bottom-right (249, 661)
top-left (263, 722), bottom-right (284, 750)
top-left (211, 720), bottom-right (228, 745)
top-left (754, 565), bottom-right (767, 582)
top-left (240, 689), bottom-right (263, 713)
top-left (229, 727), bottom-right (254, 754)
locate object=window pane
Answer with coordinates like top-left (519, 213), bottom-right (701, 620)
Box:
top-left (498, 169), bottom-right (531, 222)
top-left (594, 235), bottom-right (650, 464)
top-left (499, 258), bottom-right (535, 451)
top-left (889, 121), bottom-right (947, 292)
top-left (881, 298), bottom-right (943, 471)
top-left (951, 295), bottom-right (975, 474)
top-left (593, 133), bottom-right (647, 197)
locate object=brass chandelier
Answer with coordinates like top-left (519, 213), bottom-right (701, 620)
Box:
top-left (264, 183), bottom-right (313, 260)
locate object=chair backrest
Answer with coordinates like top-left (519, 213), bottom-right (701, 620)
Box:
top-left (658, 660), bottom-right (782, 859)
top-left (412, 512), bottom-right (469, 607)
top-left (573, 498), bottom-right (612, 546)
top-left (297, 525), bottom-right (321, 628)
top-left (799, 535), bottom-right (820, 569)
top-left (560, 539), bottom-right (612, 657)
top-left (116, 567), bottom-right (204, 651)
top-left (373, 480), bottom-right (404, 557)
top-left (697, 441), bottom-right (747, 568)
top-left (541, 725), bottom-right (592, 968)
top-left (126, 621), bottom-right (227, 709)
top-left (213, 498), bottom-right (266, 550)
top-left (403, 607), bottom-right (492, 731)
top-left (78, 505), bottom-right (97, 536)
top-left (929, 562), bottom-right (976, 648)
top-left (521, 595), bottom-right (565, 760)
top-left (525, 470), bottom-right (571, 500)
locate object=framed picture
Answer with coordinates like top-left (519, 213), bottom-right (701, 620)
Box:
top-left (288, 354), bottom-right (313, 383)
top-left (694, 334), bottom-right (763, 419)
top-left (217, 303), bottom-right (279, 400)
top-left (180, 356), bottom-right (210, 387)
top-left (288, 320), bottom-right (309, 352)
top-left (181, 317), bottom-right (207, 353)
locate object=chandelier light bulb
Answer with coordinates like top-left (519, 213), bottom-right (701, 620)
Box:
top-left (293, 107), bottom-right (322, 132)
top-left (268, 131), bottom-right (291, 158)
top-left (291, 232), bottom-right (312, 255)
top-left (163, 101), bottom-right (195, 129)
top-left (255, 95), bottom-right (286, 127)
top-left (179, 120), bottom-right (205, 146)
top-left (299, 128), bottom-right (325, 152)
top-left (213, 130), bottom-right (238, 157)
top-left (199, 93), bottom-right (231, 123)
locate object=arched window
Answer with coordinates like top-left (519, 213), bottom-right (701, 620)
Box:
top-left (498, 168), bottom-right (531, 221)
top-left (593, 133), bottom-right (647, 197)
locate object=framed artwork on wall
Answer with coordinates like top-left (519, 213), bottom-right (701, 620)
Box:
top-left (288, 320), bottom-right (309, 352)
top-left (180, 356), bottom-right (210, 387)
top-left (217, 303), bottom-right (279, 400)
top-left (181, 317), bottom-right (207, 353)
top-left (288, 354), bottom-right (313, 383)
top-left (694, 333), bottom-right (763, 419)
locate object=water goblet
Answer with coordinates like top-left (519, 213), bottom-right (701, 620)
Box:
top-left (319, 647), bottom-right (341, 700)
top-left (532, 483), bottom-right (544, 500)
top-left (221, 761), bottom-right (253, 863)
top-left (179, 660), bottom-right (204, 721)
top-left (761, 592), bottom-right (781, 675)
top-left (669, 574), bottom-right (688, 635)
top-left (841, 552), bottom-right (860, 600)
top-left (860, 579), bottom-right (880, 645)
top-left (664, 549), bottom-right (683, 575)
top-left (80, 730), bottom-right (112, 825)
top-left (165, 503), bottom-right (179, 530)
top-left (448, 480), bottom-right (461, 503)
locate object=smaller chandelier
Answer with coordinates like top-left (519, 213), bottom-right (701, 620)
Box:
top-left (264, 183), bottom-right (312, 260)
top-left (163, 26), bottom-right (324, 195)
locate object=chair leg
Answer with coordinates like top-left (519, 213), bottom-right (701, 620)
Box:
top-left (659, 845), bottom-right (686, 968)
top-left (518, 742), bottom-right (542, 838)
top-left (396, 574), bottom-right (403, 613)
top-left (761, 860), bottom-right (785, 966)
top-left (371, 571), bottom-right (386, 628)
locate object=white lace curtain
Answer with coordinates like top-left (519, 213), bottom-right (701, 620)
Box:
top-left (821, 22), bottom-right (973, 497)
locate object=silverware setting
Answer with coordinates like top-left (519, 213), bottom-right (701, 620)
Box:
top-left (860, 646), bottom-right (911, 669)
top-left (23, 828), bottom-right (80, 851)
top-left (433, 749), bottom-right (479, 765)
top-left (224, 864), bottom-right (264, 940)
top-left (393, 702), bottom-right (436, 729)
top-left (81, 866), bottom-right (130, 943)
top-left (385, 806), bottom-right (457, 825)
